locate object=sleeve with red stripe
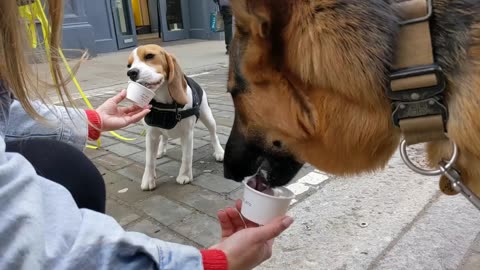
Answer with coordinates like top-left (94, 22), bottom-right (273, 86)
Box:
top-left (200, 249), bottom-right (228, 270)
top-left (85, 110), bottom-right (102, 141)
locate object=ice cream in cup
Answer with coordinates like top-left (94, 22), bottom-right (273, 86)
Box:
top-left (241, 170), bottom-right (295, 225)
top-left (126, 81), bottom-right (155, 107)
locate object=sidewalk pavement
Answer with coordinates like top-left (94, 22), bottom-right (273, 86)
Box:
top-left (64, 39), bottom-right (480, 269)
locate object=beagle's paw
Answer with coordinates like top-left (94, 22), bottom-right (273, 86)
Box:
top-left (176, 175), bottom-right (192, 185)
top-left (213, 148), bottom-right (225, 162)
top-left (141, 174), bottom-right (157, 191)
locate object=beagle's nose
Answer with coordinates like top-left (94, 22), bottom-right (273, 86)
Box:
top-left (127, 68), bottom-right (139, 81)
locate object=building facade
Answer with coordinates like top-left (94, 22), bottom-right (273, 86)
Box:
top-left (61, 0), bottom-right (223, 56)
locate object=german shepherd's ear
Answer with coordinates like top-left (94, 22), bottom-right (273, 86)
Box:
top-left (231, 0), bottom-right (277, 38)
top-left (166, 52), bottom-right (188, 105)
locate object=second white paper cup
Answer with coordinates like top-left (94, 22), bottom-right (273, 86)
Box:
top-left (241, 180), bottom-right (294, 225)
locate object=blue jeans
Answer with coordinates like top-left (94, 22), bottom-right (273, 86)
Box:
top-left (6, 139), bottom-right (106, 213)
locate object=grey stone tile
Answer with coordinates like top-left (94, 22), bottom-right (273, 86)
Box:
top-left (135, 195), bottom-right (193, 226)
top-left (169, 212), bottom-right (221, 248)
top-left (134, 137), bottom-right (147, 145)
top-left (214, 117), bottom-right (233, 128)
top-left (195, 121), bottom-right (208, 130)
top-left (106, 143), bottom-right (143, 157)
top-left (192, 159), bottom-right (224, 176)
top-left (193, 128), bottom-right (210, 138)
top-left (125, 136), bottom-right (146, 146)
top-left (227, 187), bottom-right (244, 201)
top-left (210, 104), bottom-right (234, 112)
top-left (213, 110), bottom-right (234, 118)
top-left (157, 160), bottom-right (202, 178)
top-left (165, 145), bottom-right (212, 163)
top-left (127, 151), bottom-right (172, 166)
top-left (213, 125), bottom-right (231, 136)
top-left (102, 170), bottom-right (154, 203)
top-left (106, 199), bottom-right (140, 226)
top-left (461, 253), bottom-right (480, 270)
top-left (127, 219), bottom-right (195, 246)
top-left (116, 163), bottom-right (168, 183)
top-left (126, 151), bottom-right (147, 164)
top-left (115, 163), bottom-right (146, 182)
top-left (108, 129), bottom-right (140, 139)
top-left (193, 173), bottom-right (240, 194)
top-left (172, 187), bottom-right (234, 218)
top-left (84, 148), bottom-right (109, 159)
top-left (125, 124), bottom-right (146, 134)
top-left (152, 180), bottom-right (201, 199)
top-left (94, 153), bottom-right (133, 171)
top-left (214, 133), bottom-right (229, 145)
top-left (96, 136), bottom-right (118, 147)
top-left (168, 138), bottom-right (208, 149)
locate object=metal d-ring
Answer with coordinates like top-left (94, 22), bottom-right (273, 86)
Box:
top-left (399, 138), bottom-right (458, 176)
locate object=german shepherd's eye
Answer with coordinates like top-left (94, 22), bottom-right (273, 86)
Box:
top-left (145, 53), bottom-right (155, 60)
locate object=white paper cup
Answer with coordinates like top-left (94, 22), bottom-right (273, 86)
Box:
top-left (126, 81), bottom-right (155, 107)
top-left (241, 180), bottom-right (295, 225)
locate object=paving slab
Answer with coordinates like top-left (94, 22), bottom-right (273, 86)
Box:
top-left (94, 153), bottom-right (133, 171)
top-left (171, 188), bottom-right (235, 218)
top-left (227, 187), bottom-right (244, 201)
top-left (106, 199), bottom-right (141, 227)
top-left (127, 219), bottom-right (196, 247)
top-left (460, 234), bottom-right (480, 270)
top-left (135, 195), bottom-right (194, 226)
top-left (156, 160), bottom-right (202, 178)
top-left (103, 170), bottom-right (155, 204)
top-left (169, 212), bottom-right (221, 248)
top-left (372, 195), bottom-right (480, 270)
top-left (193, 173), bottom-right (241, 194)
top-left (116, 163), bottom-right (168, 183)
top-left (106, 143), bottom-right (143, 157)
top-left (126, 151), bottom-right (172, 166)
top-left (83, 148), bottom-right (109, 159)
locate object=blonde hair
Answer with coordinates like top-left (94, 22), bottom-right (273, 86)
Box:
top-left (0, 0), bottom-right (82, 120)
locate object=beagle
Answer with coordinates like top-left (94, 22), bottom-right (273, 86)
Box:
top-left (127, 44), bottom-right (224, 191)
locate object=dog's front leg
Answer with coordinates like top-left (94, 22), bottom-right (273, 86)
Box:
top-left (176, 131), bottom-right (194, 185)
top-left (141, 127), bottom-right (162, 191)
top-left (156, 135), bottom-right (168, 159)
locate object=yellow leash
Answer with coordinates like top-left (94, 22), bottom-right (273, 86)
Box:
top-left (19, 0), bottom-right (139, 149)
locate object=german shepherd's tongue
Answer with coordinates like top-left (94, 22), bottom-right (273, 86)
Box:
top-left (246, 168), bottom-right (275, 196)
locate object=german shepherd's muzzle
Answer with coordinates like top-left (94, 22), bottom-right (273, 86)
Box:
top-left (223, 0), bottom-right (480, 195)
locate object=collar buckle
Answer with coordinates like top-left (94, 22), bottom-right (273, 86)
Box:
top-left (387, 64), bottom-right (448, 128)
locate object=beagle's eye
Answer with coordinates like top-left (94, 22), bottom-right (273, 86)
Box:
top-left (127, 64), bottom-right (132, 68)
top-left (145, 53), bottom-right (155, 60)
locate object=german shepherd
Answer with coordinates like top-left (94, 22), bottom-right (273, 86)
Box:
top-left (222, 0), bottom-right (480, 196)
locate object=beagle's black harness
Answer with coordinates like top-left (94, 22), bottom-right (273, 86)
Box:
top-left (144, 76), bottom-right (203, 130)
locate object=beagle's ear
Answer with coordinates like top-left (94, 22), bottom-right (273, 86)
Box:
top-left (166, 52), bottom-right (188, 105)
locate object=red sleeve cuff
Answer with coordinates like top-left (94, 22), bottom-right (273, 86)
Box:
top-left (85, 110), bottom-right (102, 141)
top-left (200, 249), bottom-right (228, 270)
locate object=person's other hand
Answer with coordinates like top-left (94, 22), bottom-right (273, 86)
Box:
top-left (211, 200), bottom-right (294, 270)
top-left (96, 90), bottom-right (151, 131)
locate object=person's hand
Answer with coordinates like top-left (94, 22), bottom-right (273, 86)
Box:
top-left (95, 90), bottom-right (151, 131)
top-left (211, 200), bottom-right (294, 270)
